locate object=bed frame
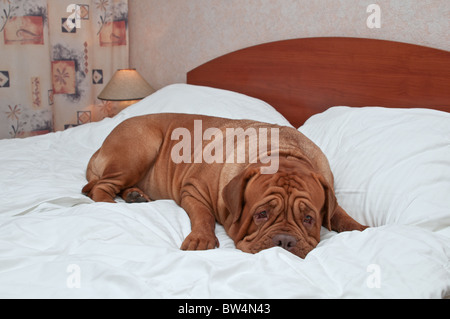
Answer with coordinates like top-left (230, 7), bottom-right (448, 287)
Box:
top-left (187, 37), bottom-right (450, 127)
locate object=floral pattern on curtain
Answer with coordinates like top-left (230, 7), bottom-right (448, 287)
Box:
top-left (0, 0), bottom-right (129, 139)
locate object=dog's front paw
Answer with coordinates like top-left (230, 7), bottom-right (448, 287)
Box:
top-left (181, 231), bottom-right (219, 251)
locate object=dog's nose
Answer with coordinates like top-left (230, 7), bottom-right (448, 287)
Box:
top-left (272, 234), bottom-right (297, 251)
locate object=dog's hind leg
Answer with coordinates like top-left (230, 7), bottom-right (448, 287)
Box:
top-left (83, 157), bottom-right (154, 203)
top-left (83, 168), bottom-right (130, 203)
top-left (120, 187), bottom-right (151, 203)
top-left (82, 116), bottom-right (163, 203)
top-left (82, 149), bottom-right (119, 203)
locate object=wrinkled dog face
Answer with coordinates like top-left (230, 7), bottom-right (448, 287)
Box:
top-left (224, 164), bottom-right (336, 259)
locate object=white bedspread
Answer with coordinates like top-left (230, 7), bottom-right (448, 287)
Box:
top-left (1, 85), bottom-right (449, 298)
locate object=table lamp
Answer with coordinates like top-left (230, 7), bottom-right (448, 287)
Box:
top-left (98, 68), bottom-right (155, 113)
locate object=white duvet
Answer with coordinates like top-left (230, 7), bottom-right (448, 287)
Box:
top-left (0, 84), bottom-right (449, 298)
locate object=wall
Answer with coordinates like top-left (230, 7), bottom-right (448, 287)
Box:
top-left (129, 0), bottom-right (450, 90)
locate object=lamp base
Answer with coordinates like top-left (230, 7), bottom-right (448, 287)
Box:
top-left (106, 99), bottom-right (140, 117)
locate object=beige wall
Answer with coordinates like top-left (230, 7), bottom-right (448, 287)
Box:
top-left (129, 0), bottom-right (450, 90)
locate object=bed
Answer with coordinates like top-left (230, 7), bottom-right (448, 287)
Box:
top-left (1, 37), bottom-right (449, 299)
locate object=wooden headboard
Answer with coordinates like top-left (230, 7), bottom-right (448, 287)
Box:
top-left (187, 37), bottom-right (450, 127)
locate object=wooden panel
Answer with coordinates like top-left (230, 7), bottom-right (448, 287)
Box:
top-left (187, 37), bottom-right (450, 127)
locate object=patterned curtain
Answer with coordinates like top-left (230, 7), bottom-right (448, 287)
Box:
top-left (0, 0), bottom-right (129, 139)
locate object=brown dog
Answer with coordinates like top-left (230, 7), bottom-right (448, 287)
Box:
top-left (82, 113), bottom-right (367, 258)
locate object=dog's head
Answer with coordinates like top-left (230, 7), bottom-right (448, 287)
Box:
top-left (222, 157), bottom-right (339, 258)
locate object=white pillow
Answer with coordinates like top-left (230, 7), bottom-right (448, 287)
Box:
top-left (121, 84), bottom-right (292, 127)
top-left (299, 107), bottom-right (450, 236)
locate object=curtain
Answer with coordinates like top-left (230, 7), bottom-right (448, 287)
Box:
top-left (0, 0), bottom-right (129, 139)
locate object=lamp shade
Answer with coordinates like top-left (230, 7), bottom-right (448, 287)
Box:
top-left (97, 69), bottom-right (155, 101)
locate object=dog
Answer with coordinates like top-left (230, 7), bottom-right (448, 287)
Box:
top-left (82, 113), bottom-right (367, 258)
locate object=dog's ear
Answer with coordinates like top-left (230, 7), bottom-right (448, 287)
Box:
top-left (313, 173), bottom-right (338, 231)
top-left (313, 173), bottom-right (368, 233)
top-left (222, 166), bottom-right (260, 223)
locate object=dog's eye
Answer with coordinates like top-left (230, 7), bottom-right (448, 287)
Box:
top-left (303, 215), bottom-right (313, 225)
top-left (254, 210), bottom-right (269, 225)
top-left (256, 211), bottom-right (268, 219)
top-left (253, 210), bottom-right (269, 226)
